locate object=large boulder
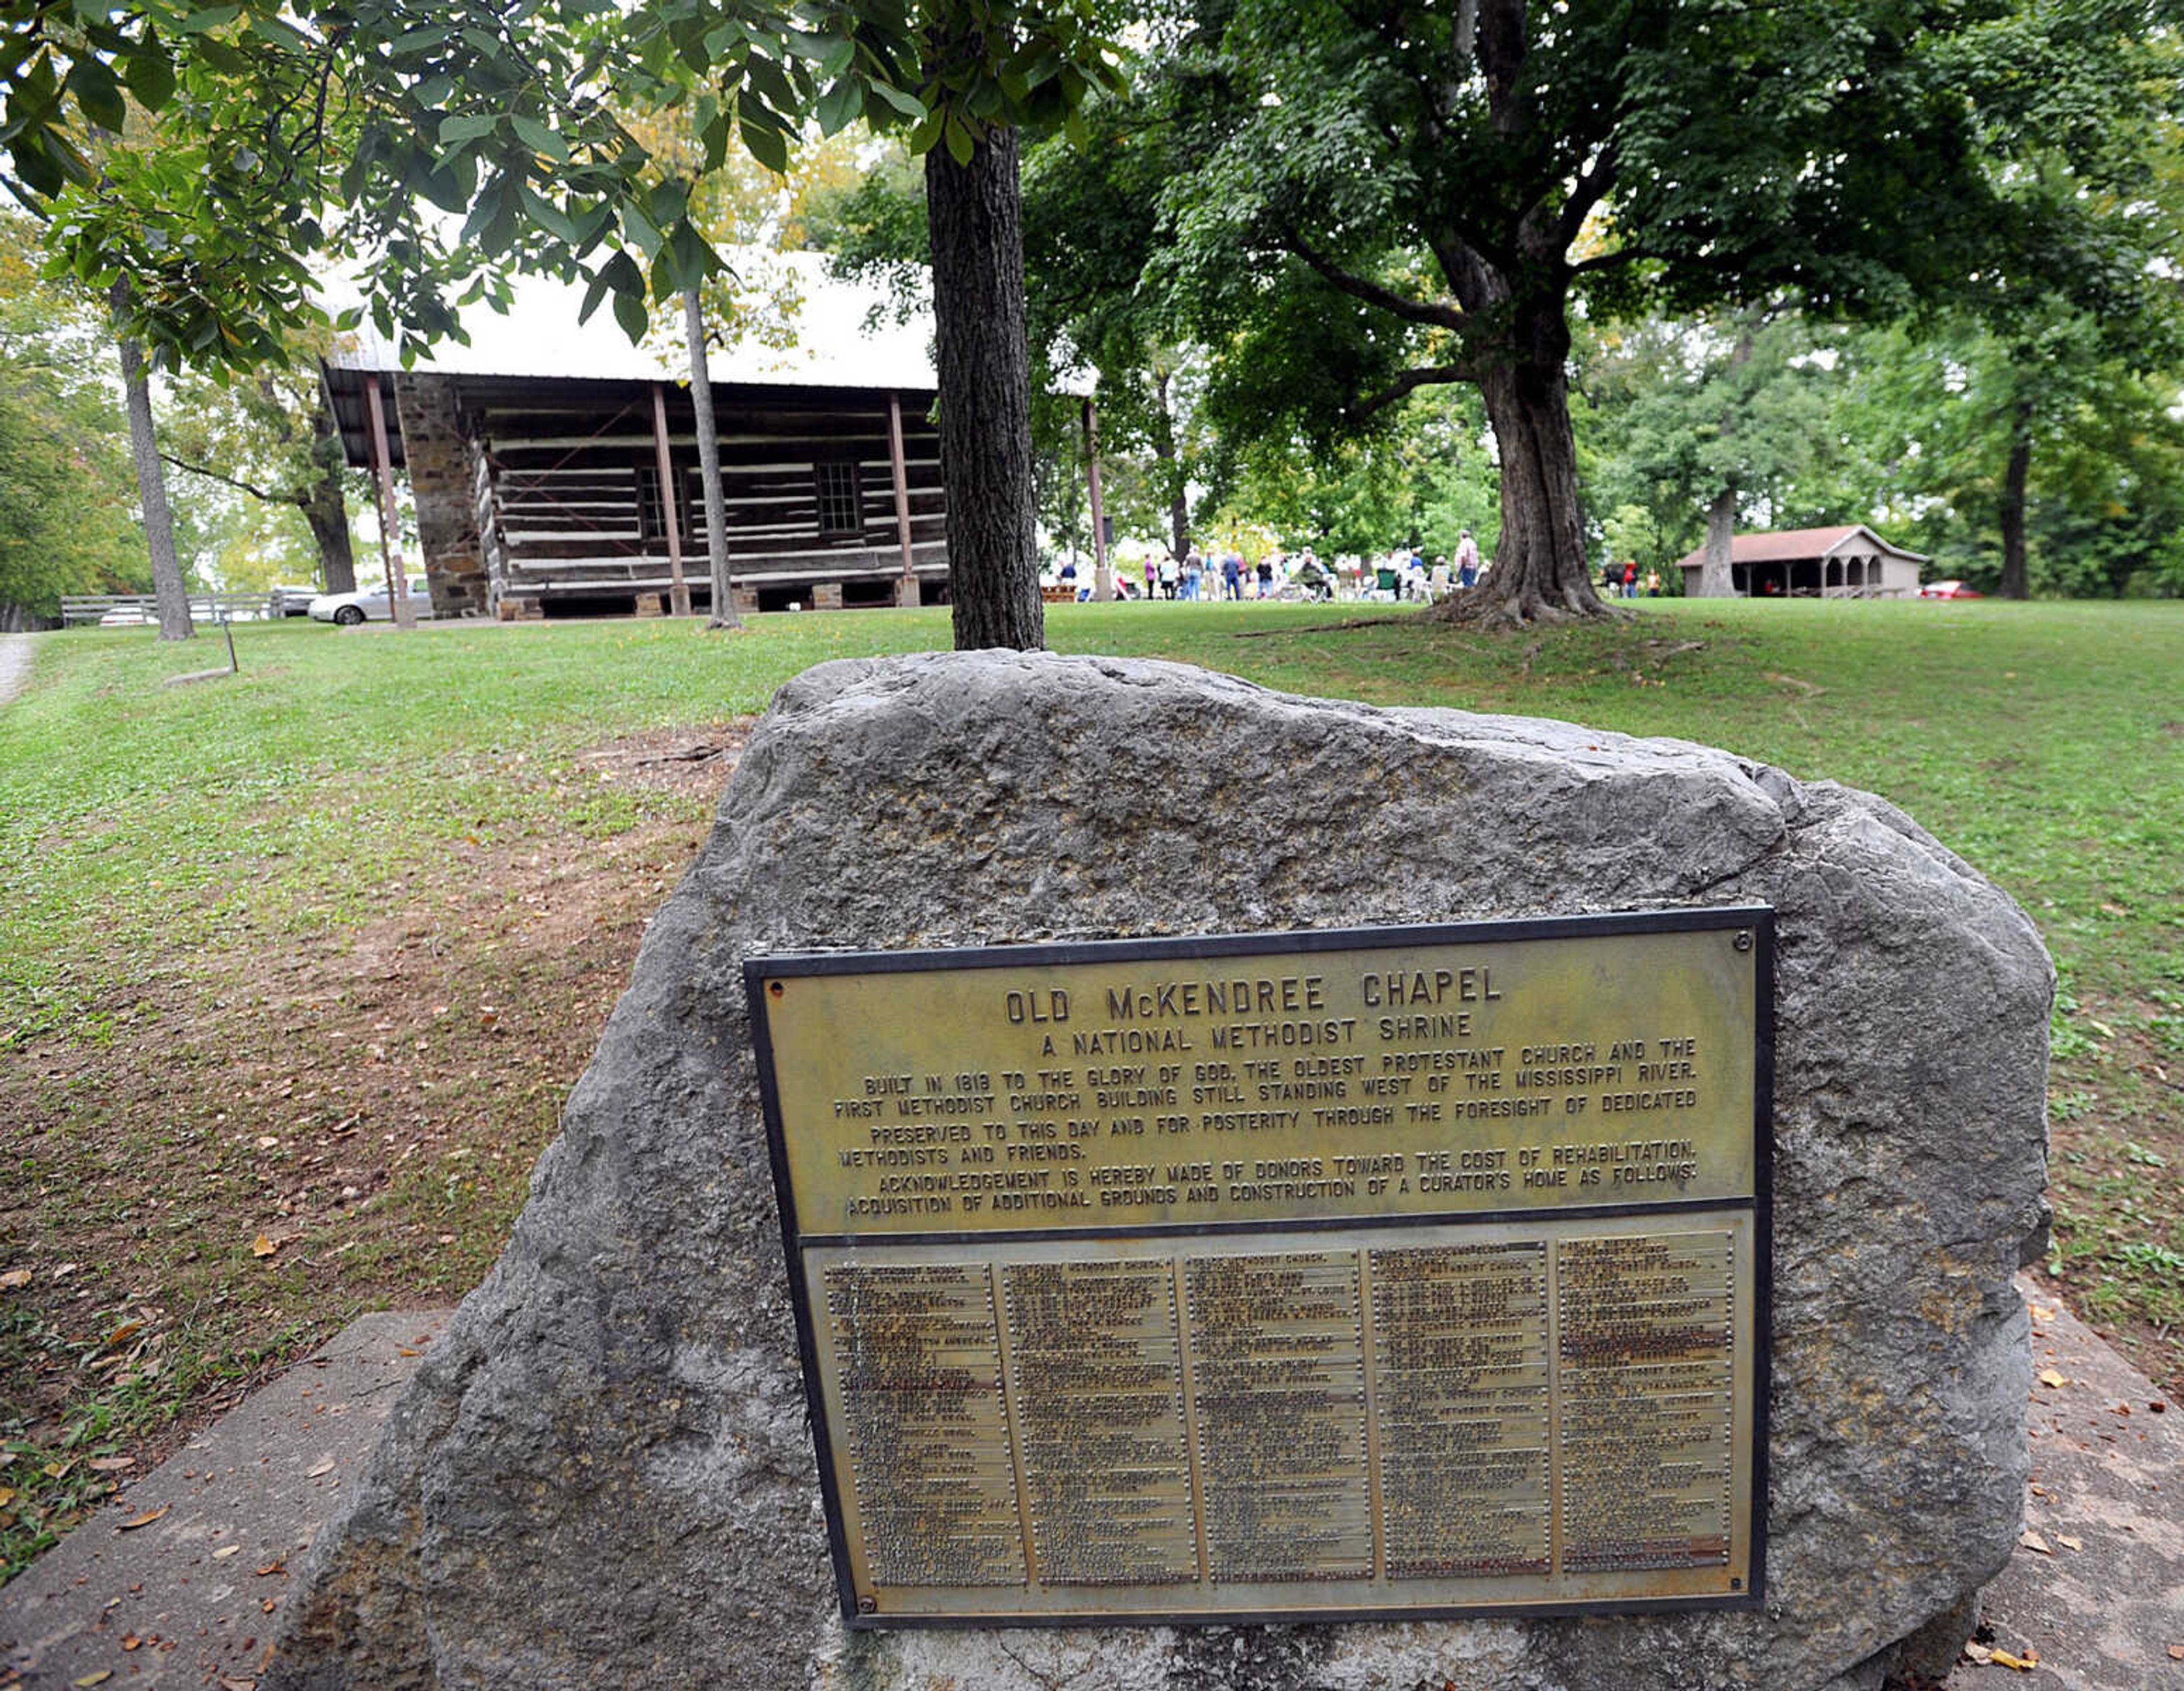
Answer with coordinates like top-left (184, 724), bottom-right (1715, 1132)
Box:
top-left (266, 652), bottom-right (2050, 1691)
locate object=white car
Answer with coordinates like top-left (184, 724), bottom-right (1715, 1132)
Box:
top-left (309, 582), bottom-right (435, 626)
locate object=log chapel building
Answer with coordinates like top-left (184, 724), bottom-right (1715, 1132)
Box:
top-left (321, 256), bottom-right (949, 619)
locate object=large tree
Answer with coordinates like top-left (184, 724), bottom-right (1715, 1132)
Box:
top-left (1837, 317), bottom-right (2184, 597)
top-left (0, 216), bottom-right (144, 624)
top-left (162, 359), bottom-right (357, 593)
top-left (1575, 309), bottom-right (1846, 592)
top-left (1144, 0), bottom-right (2174, 625)
top-left (817, 110), bottom-right (1209, 576)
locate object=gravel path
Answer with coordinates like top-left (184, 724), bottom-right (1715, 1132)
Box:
top-left (0, 632), bottom-right (32, 708)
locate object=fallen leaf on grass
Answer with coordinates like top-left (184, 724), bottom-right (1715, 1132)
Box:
top-left (2020, 1529), bottom-right (2052, 1554)
top-left (0, 1486), bottom-right (13, 1507)
top-left (212, 1544), bottom-right (241, 1560)
top-left (73, 1673), bottom-right (111, 1688)
top-left (87, 1457), bottom-right (134, 1473)
top-left (2055, 1533), bottom-right (2083, 1551)
top-left (121, 1636), bottom-right (140, 1651)
top-left (306, 1459), bottom-right (335, 1478)
top-left (0, 1268), bottom-right (30, 1289)
top-left (118, 1506), bottom-right (168, 1531)
top-left (253, 1561), bottom-right (284, 1577)
top-left (2037, 1368), bottom-right (2069, 1389)
top-left (250, 1235), bottom-right (278, 1259)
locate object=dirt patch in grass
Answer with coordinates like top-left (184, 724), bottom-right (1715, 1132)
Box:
top-left (0, 723), bottom-right (747, 1580)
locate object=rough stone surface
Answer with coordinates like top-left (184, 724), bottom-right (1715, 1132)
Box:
top-left (391, 375), bottom-right (487, 619)
top-left (262, 652), bottom-right (2052, 1691)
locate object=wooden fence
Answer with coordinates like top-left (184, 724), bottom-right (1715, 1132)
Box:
top-left (60, 591), bottom-right (307, 626)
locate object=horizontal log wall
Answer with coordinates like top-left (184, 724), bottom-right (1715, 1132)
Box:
top-left (467, 386), bottom-right (947, 607)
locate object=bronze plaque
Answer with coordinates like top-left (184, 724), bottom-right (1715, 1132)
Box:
top-left (749, 909), bottom-right (1772, 1627)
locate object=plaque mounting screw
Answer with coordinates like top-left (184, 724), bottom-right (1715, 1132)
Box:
top-left (858, 1595), bottom-right (877, 1614)
top-left (1732, 930), bottom-right (1753, 953)
top-left (768, 980), bottom-right (785, 998)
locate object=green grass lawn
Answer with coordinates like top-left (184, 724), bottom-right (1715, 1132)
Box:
top-left (2, 598), bottom-right (2178, 1577)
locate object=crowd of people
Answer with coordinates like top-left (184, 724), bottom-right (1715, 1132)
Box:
top-left (1052, 528), bottom-right (1494, 605)
top-left (1602, 560), bottom-right (1665, 597)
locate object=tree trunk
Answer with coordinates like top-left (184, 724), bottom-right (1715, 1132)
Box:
top-left (1999, 417), bottom-right (2031, 601)
top-left (1440, 345), bottom-right (1604, 625)
top-left (685, 288), bottom-right (741, 630)
top-left (1698, 489), bottom-right (1736, 598)
top-left (926, 127), bottom-right (1043, 651)
top-left (305, 402), bottom-right (356, 594)
top-left (1154, 370), bottom-right (1190, 563)
top-left (113, 294), bottom-right (191, 642)
top-left (1082, 398), bottom-right (1112, 601)
top-left (1694, 320), bottom-right (1756, 599)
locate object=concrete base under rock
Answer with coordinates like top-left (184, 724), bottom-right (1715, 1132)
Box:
top-left (263, 652), bottom-right (2053, 1691)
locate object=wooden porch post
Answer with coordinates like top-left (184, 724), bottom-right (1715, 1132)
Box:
top-left (362, 374), bottom-right (415, 629)
top-left (1084, 397), bottom-right (1112, 601)
top-left (651, 382), bottom-right (691, 617)
top-left (888, 392), bottom-right (920, 608)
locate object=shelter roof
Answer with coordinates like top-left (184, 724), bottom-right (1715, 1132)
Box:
top-left (1673, 524), bottom-right (1929, 571)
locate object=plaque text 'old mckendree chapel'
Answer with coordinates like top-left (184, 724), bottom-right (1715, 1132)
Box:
top-left (749, 910), bottom-right (1771, 1627)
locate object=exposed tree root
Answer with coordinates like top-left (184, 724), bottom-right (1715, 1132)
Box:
top-left (1426, 591), bottom-right (1627, 631)
top-left (1229, 615), bottom-right (1408, 639)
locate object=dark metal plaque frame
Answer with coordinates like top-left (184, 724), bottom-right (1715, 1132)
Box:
top-left (747, 907), bottom-right (1774, 1630)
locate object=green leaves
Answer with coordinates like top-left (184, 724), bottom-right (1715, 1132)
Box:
top-left (510, 114), bottom-right (569, 163)
top-left (61, 58), bottom-right (125, 133)
top-left (118, 35), bottom-right (178, 111)
top-left (437, 113), bottom-right (498, 148)
top-left (867, 80), bottom-right (926, 122)
top-left (519, 183), bottom-right (582, 245)
top-left (0, 0), bottom-right (1122, 376)
top-left (814, 77), bottom-right (863, 137)
top-left (657, 217), bottom-right (715, 295)
top-left (942, 110), bottom-right (975, 166)
top-left (580, 249), bottom-right (645, 325)
top-left (737, 108), bottom-right (791, 174)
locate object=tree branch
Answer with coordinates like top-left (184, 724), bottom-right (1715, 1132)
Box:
top-left (161, 452), bottom-right (303, 508)
top-left (1342, 361), bottom-right (1472, 426)
top-left (1283, 233), bottom-right (1467, 332)
top-left (1555, 143), bottom-right (1618, 252)
top-left (1569, 245), bottom-right (1647, 278)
